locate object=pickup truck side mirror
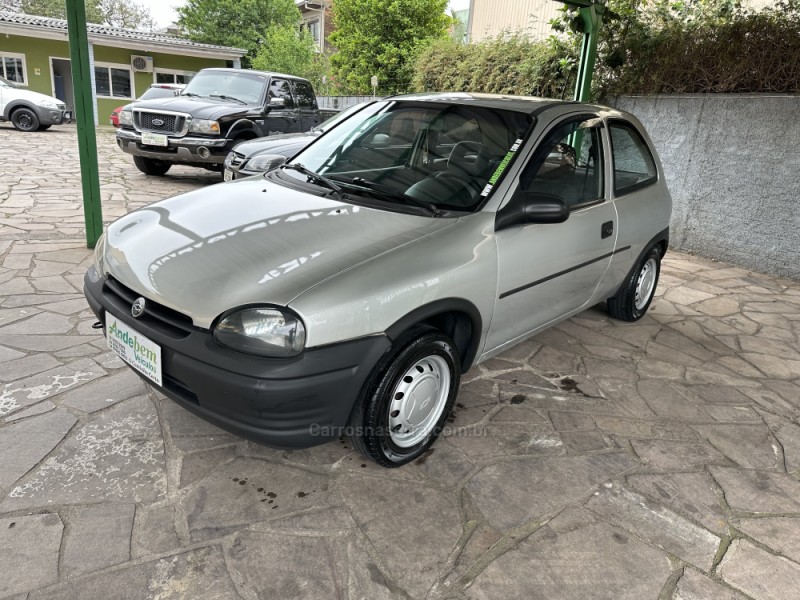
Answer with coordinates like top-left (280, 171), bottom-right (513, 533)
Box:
top-left (269, 97), bottom-right (286, 108)
top-left (496, 192), bottom-right (570, 231)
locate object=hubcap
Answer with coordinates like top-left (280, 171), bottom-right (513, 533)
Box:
top-left (388, 355), bottom-right (450, 448)
top-left (635, 257), bottom-right (658, 310)
top-left (19, 114), bottom-right (32, 129)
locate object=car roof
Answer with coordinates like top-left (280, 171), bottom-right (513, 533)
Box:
top-left (386, 92), bottom-right (608, 115)
top-left (197, 67), bottom-right (307, 81)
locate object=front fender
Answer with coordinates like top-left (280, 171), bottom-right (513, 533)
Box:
top-left (226, 119), bottom-right (263, 141)
top-left (289, 213), bottom-right (499, 364)
top-left (3, 100), bottom-right (37, 120)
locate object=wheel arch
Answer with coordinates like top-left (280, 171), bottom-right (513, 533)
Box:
top-left (385, 298), bottom-right (483, 372)
top-left (227, 119), bottom-right (262, 143)
top-left (4, 100), bottom-right (37, 120)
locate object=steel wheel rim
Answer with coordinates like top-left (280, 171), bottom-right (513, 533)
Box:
top-left (388, 354), bottom-right (450, 448)
top-left (18, 113), bottom-right (33, 130)
top-left (635, 257), bottom-right (658, 310)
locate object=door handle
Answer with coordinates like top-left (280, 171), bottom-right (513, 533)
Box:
top-left (601, 221), bottom-right (614, 239)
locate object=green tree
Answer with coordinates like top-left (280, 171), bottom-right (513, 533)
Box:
top-left (177, 0), bottom-right (300, 67)
top-left (329, 0), bottom-right (451, 94)
top-left (251, 23), bottom-right (329, 87)
top-left (18, 0), bottom-right (154, 29)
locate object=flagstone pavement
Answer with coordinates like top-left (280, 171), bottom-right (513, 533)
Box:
top-left (1, 123), bottom-right (800, 599)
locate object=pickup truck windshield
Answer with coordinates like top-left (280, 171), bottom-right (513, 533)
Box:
top-left (285, 100), bottom-right (531, 213)
top-left (181, 71), bottom-right (267, 105)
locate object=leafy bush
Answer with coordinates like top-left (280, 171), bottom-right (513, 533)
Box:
top-left (412, 0), bottom-right (800, 99)
top-left (412, 34), bottom-right (579, 98)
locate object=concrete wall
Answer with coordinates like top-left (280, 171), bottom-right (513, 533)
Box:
top-left (615, 95), bottom-right (800, 279)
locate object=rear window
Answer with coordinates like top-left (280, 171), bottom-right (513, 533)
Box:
top-left (609, 121), bottom-right (658, 195)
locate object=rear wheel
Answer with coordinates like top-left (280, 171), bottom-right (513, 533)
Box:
top-left (607, 246), bottom-right (662, 321)
top-left (133, 155), bottom-right (171, 176)
top-left (348, 326), bottom-right (460, 467)
top-left (10, 107), bottom-right (39, 132)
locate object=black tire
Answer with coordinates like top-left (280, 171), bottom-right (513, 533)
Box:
top-left (607, 245), bottom-right (662, 321)
top-left (38, 124), bottom-right (52, 131)
top-left (10, 107), bottom-right (39, 132)
top-left (348, 326), bottom-right (460, 467)
top-left (133, 155), bottom-right (172, 176)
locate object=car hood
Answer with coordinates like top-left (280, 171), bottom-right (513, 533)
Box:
top-left (8, 88), bottom-right (62, 106)
top-left (102, 178), bottom-right (456, 328)
top-left (233, 132), bottom-right (318, 159)
top-left (131, 96), bottom-right (255, 120)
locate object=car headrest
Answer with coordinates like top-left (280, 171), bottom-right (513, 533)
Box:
top-left (448, 141), bottom-right (489, 177)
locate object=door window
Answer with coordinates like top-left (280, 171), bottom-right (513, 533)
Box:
top-left (609, 122), bottom-right (657, 195)
top-left (520, 117), bottom-right (605, 208)
top-left (269, 78), bottom-right (294, 108)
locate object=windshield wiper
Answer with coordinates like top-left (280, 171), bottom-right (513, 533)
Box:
top-left (210, 94), bottom-right (246, 104)
top-left (182, 92), bottom-right (201, 97)
top-left (282, 163), bottom-right (343, 199)
top-left (331, 176), bottom-right (441, 217)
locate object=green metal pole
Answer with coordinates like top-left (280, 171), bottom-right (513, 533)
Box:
top-left (573, 4), bottom-right (604, 103)
top-left (65, 0), bottom-right (103, 248)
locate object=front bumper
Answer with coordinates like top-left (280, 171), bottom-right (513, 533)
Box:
top-left (84, 271), bottom-right (391, 448)
top-left (33, 105), bottom-right (66, 126)
top-left (116, 128), bottom-right (229, 165)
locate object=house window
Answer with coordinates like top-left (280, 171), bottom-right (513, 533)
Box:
top-left (1, 53), bottom-right (26, 85)
top-left (154, 69), bottom-right (195, 85)
top-left (94, 64), bottom-right (133, 98)
top-left (302, 18), bottom-right (321, 49)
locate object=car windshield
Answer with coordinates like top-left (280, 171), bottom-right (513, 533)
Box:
top-left (282, 100), bottom-right (531, 213)
top-left (181, 71), bottom-right (267, 104)
top-left (139, 86), bottom-right (181, 101)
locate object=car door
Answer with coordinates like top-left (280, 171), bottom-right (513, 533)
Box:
top-left (264, 77), bottom-right (301, 134)
top-left (484, 113), bottom-right (618, 354)
top-left (0, 80), bottom-right (8, 116)
top-left (292, 80), bottom-right (321, 131)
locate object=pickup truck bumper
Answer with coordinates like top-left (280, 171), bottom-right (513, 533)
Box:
top-left (116, 128), bottom-right (229, 165)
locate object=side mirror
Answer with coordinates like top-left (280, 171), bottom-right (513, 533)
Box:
top-left (496, 192), bottom-right (569, 231)
top-left (269, 97), bottom-right (286, 108)
top-left (371, 133), bottom-right (390, 147)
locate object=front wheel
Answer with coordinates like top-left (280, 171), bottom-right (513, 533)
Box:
top-left (348, 326), bottom-right (460, 467)
top-left (607, 246), bottom-right (662, 321)
top-left (133, 155), bottom-right (171, 176)
top-left (38, 124), bottom-right (52, 131)
top-left (10, 107), bottom-right (39, 132)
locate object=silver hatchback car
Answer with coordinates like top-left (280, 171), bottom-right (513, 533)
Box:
top-left (85, 93), bottom-right (671, 467)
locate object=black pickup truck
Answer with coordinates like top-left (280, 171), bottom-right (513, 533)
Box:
top-left (115, 68), bottom-right (335, 176)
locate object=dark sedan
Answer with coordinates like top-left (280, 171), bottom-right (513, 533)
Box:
top-left (223, 101), bottom-right (374, 180)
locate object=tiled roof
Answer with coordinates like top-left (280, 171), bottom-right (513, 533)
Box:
top-left (0, 10), bottom-right (245, 55)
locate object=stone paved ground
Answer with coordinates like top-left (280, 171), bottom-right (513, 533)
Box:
top-left (1, 122), bottom-right (800, 599)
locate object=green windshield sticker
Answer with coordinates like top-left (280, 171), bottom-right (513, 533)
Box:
top-left (482, 138), bottom-right (524, 197)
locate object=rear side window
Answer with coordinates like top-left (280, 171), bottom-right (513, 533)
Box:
top-left (609, 122), bottom-right (657, 195)
top-left (293, 81), bottom-right (316, 109)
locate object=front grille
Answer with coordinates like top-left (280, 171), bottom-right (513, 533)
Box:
top-left (102, 277), bottom-right (194, 340)
top-left (134, 110), bottom-right (186, 135)
top-left (229, 151), bottom-right (246, 167)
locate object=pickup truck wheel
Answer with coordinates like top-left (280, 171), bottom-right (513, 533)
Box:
top-left (348, 326), bottom-right (460, 467)
top-left (607, 246), bottom-right (662, 321)
top-left (10, 107), bottom-right (39, 132)
top-left (133, 155), bottom-right (172, 176)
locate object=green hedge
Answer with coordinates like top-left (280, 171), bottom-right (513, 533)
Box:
top-left (411, 1), bottom-right (800, 99)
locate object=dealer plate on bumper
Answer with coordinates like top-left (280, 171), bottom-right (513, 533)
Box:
top-left (141, 132), bottom-right (168, 147)
top-left (106, 313), bottom-right (162, 386)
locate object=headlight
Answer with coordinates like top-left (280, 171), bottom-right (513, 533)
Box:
top-left (246, 153), bottom-right (287, 173)
top-left (214, 307), bottom-right (305, 357)
top-left (119, 109), bottom-right (133, 125)
top-left (189, 119), bottom-right (220, 135)
top-left (37, 98), bottom-right (59, 109)
top-left (89, 232), bottom-right (107, 281)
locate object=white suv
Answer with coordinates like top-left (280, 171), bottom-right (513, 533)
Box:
top-left (85, 93), bottom-right (672, 467)
top-left (0, 76), bottom-right (67, 131)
